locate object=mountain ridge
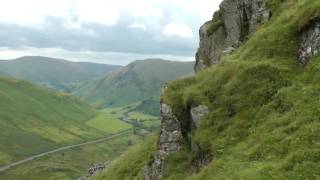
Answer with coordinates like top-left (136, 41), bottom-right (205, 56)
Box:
top-left (74, 59), bottom-right (194, 115)
top-left (0, 56), bottom-right (121, 92)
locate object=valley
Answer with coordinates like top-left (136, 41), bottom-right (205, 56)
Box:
top-left (0, 101), bottom-right (159, 179)
top-left (0, 57), bottom-right (191, 179)
top-left (1, 0), bottom-right (319, 179)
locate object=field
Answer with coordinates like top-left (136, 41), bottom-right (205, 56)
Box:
top-left (103, 105), bottom-right (160, 131)
top-left (0, 77), bottom-right (103, 165)
top-left (86, 110), bottom-right (132, 133)
top-left (0, 106), bottom-right (160, 179)
top-left (0, 76), bottom-right (161, 179)
top-left (0, 133), bottom-right (143, 180)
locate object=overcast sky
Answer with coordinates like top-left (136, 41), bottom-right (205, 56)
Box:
top-left (0, 0), bottom-right (222, 65)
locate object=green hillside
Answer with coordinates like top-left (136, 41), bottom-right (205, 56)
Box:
top-left (94, 0), bottom-right (320, 179)
top-left (74, 59), bottom-right (194, 114)
top-left (0, 56), bottom-right (120, 92)
top-left (0, 77), bottom-right (105, 166)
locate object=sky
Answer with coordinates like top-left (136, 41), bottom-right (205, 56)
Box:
top-left (0, 0), bottom-right (222, 65)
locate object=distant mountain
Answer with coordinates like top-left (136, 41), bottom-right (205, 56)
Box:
top-left (0, 56), bottom-right (121, 92)
top-left (0, 77), bottom-right (105, 166)
top-left (74, 59), bottom-right (194, 115)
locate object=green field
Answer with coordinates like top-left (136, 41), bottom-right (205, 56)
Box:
top-left (102, 105), bottom-right (160, 131)
top-left (0, 104), bottom-right (159, 180)
top-left (86, 110), bottom-right (132, 133)
top-left (0, 77), bottom-right (159, 180)
top-left (0, 133), bottom-right (143, 180)
top-left (0, 77), bottom-right (104, 166)
top-left (0, 77), bottom-right (142, 167)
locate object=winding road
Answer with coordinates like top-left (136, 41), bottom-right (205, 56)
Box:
top-left (0, 130), bottom-right (132, 173)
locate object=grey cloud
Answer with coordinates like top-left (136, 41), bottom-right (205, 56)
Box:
top-left (0, 9), bottom-right (207, 57)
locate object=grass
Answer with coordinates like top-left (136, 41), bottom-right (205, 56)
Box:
top-left (207, 10), bottom-right (224, 36)
top-left (127, 111), bottom-right (158, 121)
top-left (0, 94), bottom-right (159, 180)
top-left (99, 105), bottom-right (160, 131)
top-left (0, 77), bottom-right (106, 165)
top-left (95, 0), bottom-right (320, 179)
top-left (0, 133), bottom-right (143, 180)
top-left (92, 135), bottom-right (157, 180)
top-left (86, 110), bottom-right (132, 133)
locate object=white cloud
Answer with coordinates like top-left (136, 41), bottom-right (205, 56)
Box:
top-left (0, 0), bottom-right (221, 27)
top-left (0, 0), bottom-right (224, 64)
top-left (128, 22), bottom-right (147, 30)
top-left (0, 0), bottom-right (70, 26)
top-left (163, 23), bottom-right (193, 38)
top-left (76, 0), bottom-right (120, 26)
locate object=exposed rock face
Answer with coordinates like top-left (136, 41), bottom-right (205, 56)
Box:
top-left (190, 105), bottom-right (209, 128)
top-left (76, 162), bottom-right (107, 180)
top-left (195, 0), bottom-right (270, 72)
top-left (190, 105), bottom-right (209, 153)
top-left (141, 87), bottom-right (184, 180)
top-left (190, 105), bottom-right (212, 170)
top-left (298, 19), bottom-right (320, 65)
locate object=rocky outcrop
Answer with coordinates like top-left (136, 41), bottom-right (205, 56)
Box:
top-left (190, 105), bottom-right (212, 170)
top-left (190, 105), bottom-right (209, 128)
top-left (77, 162), bottom-right (107, 180)
top-left (195, 0), bottom-right (270, 72)
top-left (141, 87), bottom-right (184, 180)
top-left (298, 18), bottom-right (320, 65)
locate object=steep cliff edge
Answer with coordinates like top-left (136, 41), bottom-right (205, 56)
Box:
top-left (195, 0), bottom-right (270, 72)
top-left (93, 0), bottom-right (320, 179)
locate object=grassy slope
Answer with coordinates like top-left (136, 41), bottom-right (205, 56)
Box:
top-left (0, 56), bottom-right (120, 91)
top-left (95, 0), bottom-right (320, 179)
top-left (0, 134), bottom-right (142, 180)
top-left (92, 135), bottom-right (157, 180)
top-left (0, 77), bottom-right (105, 165)
top-left (74, 59), bottom-right (194, 112)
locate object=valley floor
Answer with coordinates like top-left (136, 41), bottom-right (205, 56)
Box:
top-left (0, 107), bottom-right (159, 180)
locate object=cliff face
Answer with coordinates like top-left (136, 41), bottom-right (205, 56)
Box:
top-left (93, 0), bottom-right (320, 179)
top-left (140, 0), bottom-right (320, 179)
top-left (195, 0), bottom-right (270, 72)
top-left (143, 0), bottom-right (271, 178)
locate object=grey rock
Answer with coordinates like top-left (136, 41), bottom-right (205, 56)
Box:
top-left (161, 104), bottom-right (172, 114)
top-left (298, 19), bottom-right (320, 65)
top-left (76, 162), bottom-right (108, 180)
top-left (140, 103), bottom-right (183, 180)
top-left (223, 46), bottom-right (237, 55)
top-left (191, 151), bottom-right (213, 171)
top-left (195, 0), bottom-right (270, 72)
top-left (190, 105), bottom-right (209, 128)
